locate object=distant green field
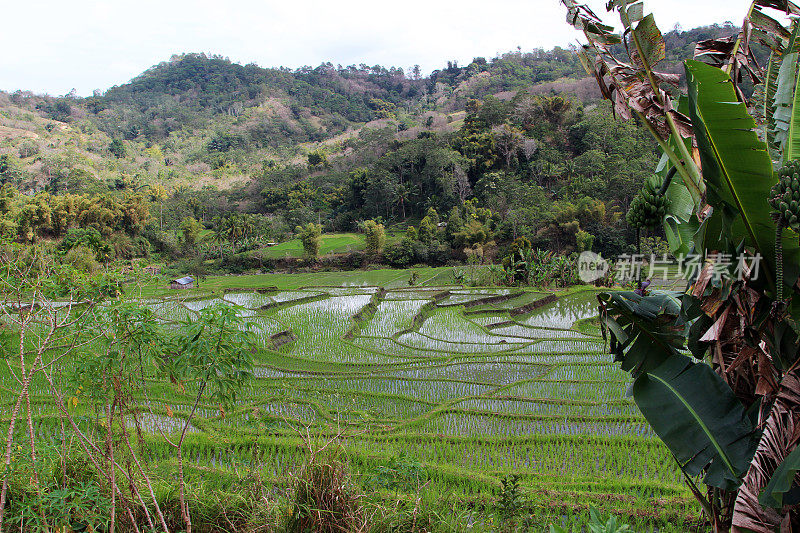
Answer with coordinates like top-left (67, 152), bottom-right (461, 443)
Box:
top-left (260, 233), bottom-right (364, 258)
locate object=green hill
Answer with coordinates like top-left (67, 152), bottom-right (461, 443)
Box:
top-left (0, 23), bottom-right (745, 262)
top-left (0, 23), bottom-right (739, 196)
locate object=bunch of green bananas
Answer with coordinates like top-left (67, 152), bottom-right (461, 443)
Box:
top-left (626, 175), bottom-right (670, 229)
top-left (770, 159), bottom-right (800, 232)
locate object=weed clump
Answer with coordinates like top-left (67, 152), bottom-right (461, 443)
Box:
top-left (284, 449), bottom-right (365, 533)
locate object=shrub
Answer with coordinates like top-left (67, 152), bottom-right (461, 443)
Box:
top-left (17, 141), bottom-right (40, 158)
top-left (576, 229), bottom-right (595, 252)
top-left (108, 232), bottom-right (134, 259)
top-left (418, 216), bottom-right (436, 244)
top-left (180, 216), bottom-right (202, 250)
top-left (63, 244), bottom-right (100, 273)
top-left (6, 447), bottom-right (111, 532)
top-left (307, 150), bottom-right (327, 167)
top-left (363, 219), bottom-right (386, 256)
top-left (384, 239), bottom-right (415, 267)
top-left (497, 474), bottom-right (522, 519)
top-left (163, 256), bottom-right (222, 279)
top-left (640, 235), bottom-right (669, 257)
top-left (142, 227), bottom-right (181, 259)
top-left (295, 223), bottom-right (321, 260)
top-left (221, 250), bottom-right (264, 273)
top-left (285, 450), bottom-right (363, 533)
top-left (411, 241), bottom-right (429, 263)
top-left (60, 227), bottom-right (102, 253)
top-left (589, 224), bottom-right (628, 258)
top-left (109, 139), bottom-right (126, 159)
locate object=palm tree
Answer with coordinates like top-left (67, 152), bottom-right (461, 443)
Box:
top-left (395, 184), bottom-right (409, 220)
top-left (148, 185), bottom-right (168, 230)
top-left (209, 228), bottom-right (226, 260)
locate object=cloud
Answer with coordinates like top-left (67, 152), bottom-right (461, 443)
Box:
top-left (0, 0), bottom-right (748, 96)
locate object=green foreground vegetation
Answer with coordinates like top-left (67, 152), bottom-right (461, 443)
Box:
top-left (0, 267), bottom-right (700, 531)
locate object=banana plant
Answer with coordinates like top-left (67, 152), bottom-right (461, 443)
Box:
top-left (563, 0), bottom-right (800, 530)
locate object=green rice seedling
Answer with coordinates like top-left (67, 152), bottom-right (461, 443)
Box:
top-left (450, 288), bottom-right (516, 296)
top-left (467, 313), bottom-right (512, 327)
top-left (438, 293), bottom-right (501, 306)
top-left (418, 307), bottom-right (529, 344)
top-left (505, 352), bottom-right (610, 364)
top-left (415, 412), bottom-right (653, 439)
top-left (310, 286), bottom-right (380, 296)
top-left (351, 336), bottom-right (454, 360)
top-left (149, 300), bottom-right (195, 322)
top-left (302, 389), bottom-right (433, 422)
top-left (383, 290), bottom-right (438, 300)
top-left (222, 291), bottom-right (277, 308)
top-left (363, 299), bottom-right (430, 337)
top-left (385, 361), bottom-right (549, 386)
top-left (490, 323), bottom-right (597, 340)
top-left (465, 291), bottom-right (548, 313)
top-left (499, 380), bottom-right (628, 402)
top-left (271, 294), bottom-right (373, 362)
top-left (270, 290), bottom-right (327, 304)
top-left (543, 363), bottom-right (628, 382)
top-left (518, 339), bottom-right (605, 354)
top-left (396, 332), bottom-right (528, 354)
top-left (282, 376), bottom-right (497, 402)
top-left (181, 297), bottom-right (232, 313)
top-left (454, 397), bottom-right (640, 418)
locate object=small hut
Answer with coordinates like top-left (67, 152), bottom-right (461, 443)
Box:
top-left (170, 276), bottom-right (195, 290)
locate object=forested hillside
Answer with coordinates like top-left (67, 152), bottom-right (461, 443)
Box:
top-left (0, 22), bottom-right (739, 272)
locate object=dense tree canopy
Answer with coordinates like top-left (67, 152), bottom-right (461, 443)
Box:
top-left (0, 24), bottom-right (735, 266)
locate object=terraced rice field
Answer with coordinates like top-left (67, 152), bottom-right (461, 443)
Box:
top-left (1, 283), bottom-right (701, 529)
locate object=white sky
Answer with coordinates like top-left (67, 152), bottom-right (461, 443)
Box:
top-left (0, 0), bottom-right (748, 97)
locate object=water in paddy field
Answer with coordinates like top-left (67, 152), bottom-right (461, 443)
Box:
top-left (119, 286), bottom-right (683, 504)
top-left (136, 287), bottom-right (629, 432)
top-left (518, 290), bottom-right (599, 329)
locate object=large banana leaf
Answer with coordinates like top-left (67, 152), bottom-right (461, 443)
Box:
top-left (786, 53), bottom-right (800, 164)
top-left (763, 51), bottom-right (780, 152)
top-left (600, 290), bottom-right (760, 490)
top-left (664, 214), bottom-right (698, 258)
top-left (772, 19), bottom-right (800, 162)
top-left (634, 353), bottom-right (760, 490)
top-left (685, 60), bottom-right (800, 293)
top-left (771, 51), bottom-right (797, 157)
top-left (598, 291), bottom-right (686, 379)
top-left (631, 14), bottom-right (665, 67)
top-left (656, 146), bottom-right (698, 257)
